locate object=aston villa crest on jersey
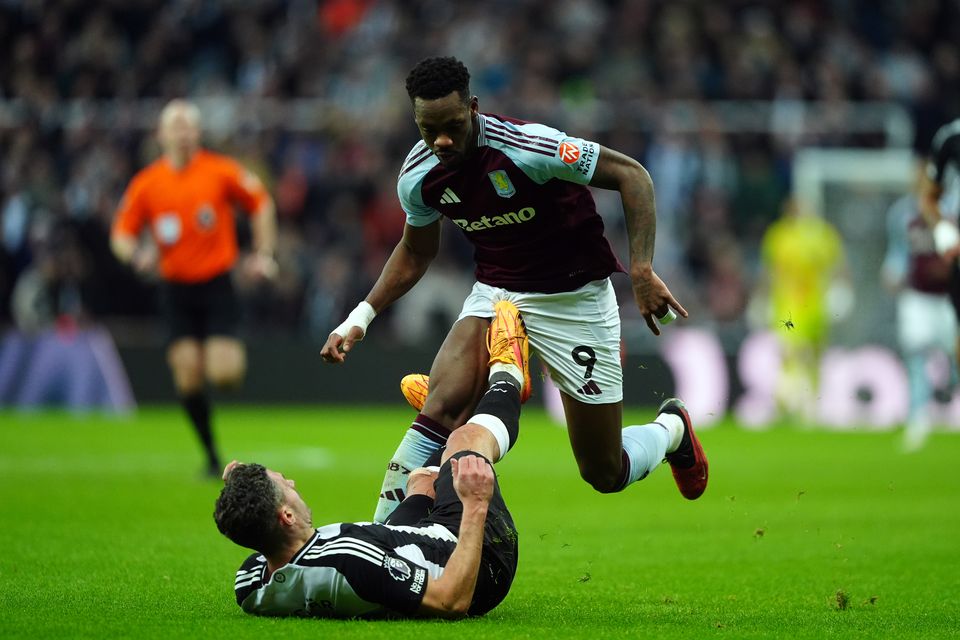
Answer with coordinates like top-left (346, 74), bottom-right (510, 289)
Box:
top-left (397, 113), bottom-right (623, 293)
top-left (487, 170), bottom-right (516, 198)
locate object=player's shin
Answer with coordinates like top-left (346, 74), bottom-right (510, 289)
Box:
top-left (373, 414), bottom-right (450, 523)
top-left (180, 391), bottom-right (221, 475)
top-left (464, 371), bottom-right (522, 462)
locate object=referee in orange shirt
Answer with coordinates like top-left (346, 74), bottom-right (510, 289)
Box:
top-left (112, 99), bottom-right (277, 477)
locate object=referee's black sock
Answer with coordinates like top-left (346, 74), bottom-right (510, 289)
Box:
top-left (474, 372), bottom-right (522, 451)
top-left (180, 392), bottom-right (221, 473)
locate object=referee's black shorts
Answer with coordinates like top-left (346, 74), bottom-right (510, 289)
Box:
top-left (422, 450), bottom-right (518, 617)
top-left (160, 272), bottom-right (240, 342)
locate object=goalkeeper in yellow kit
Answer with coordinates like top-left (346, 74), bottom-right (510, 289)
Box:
top-left (759, 198), bottom-right (847, 422)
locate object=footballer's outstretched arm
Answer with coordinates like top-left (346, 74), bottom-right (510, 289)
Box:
top-left (110, 232), bottom-right (159, 275)
top-left (250, 196), bottom-right (277, 256)
top-left (366, 220), bottom-right (441, 312)
top-left (320, 220), bottom-right (440, 362)
top-left (589, 146), bottom-right (687, 335)
top-left (111, 178), bottom-right (158, 276)
top-left (110, 233), bottom-right (138, 264)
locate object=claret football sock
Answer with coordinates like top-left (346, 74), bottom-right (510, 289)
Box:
top-left (373, 413), bottom-right (450, 523)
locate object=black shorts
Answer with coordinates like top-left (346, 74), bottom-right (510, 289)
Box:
top-left (160, 273), bottom-right (240, 342)
top-left (421, 450), bottom-right (518, 617)
top-left (950, 261), bottom-right (960, 321)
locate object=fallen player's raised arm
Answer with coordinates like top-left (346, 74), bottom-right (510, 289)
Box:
top-left (418, 455), bottom-right (492, 618)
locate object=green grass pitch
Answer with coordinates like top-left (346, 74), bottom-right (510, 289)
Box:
top-left (1, 405), bottom-right (958, 639)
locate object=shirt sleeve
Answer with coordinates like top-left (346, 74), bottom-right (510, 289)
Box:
top-left (224, 158), bottom-right (270, 216)
top-left (112, 174), bottom-right (149, 238)
top-left (338, 551), bottom-right (429, 615)
top-left (486, 119), bottom-right (600, 185)
top-left (234, 553), bottom-right (268, 607)
top-left (397, 173), bottom-right (441, 227)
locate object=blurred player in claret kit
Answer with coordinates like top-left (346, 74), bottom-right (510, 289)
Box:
top-left (320, 56), bottom-right (707, 522)
top-left (922, 118), bottom-right (960, 370)
top-left (883, 160), bottom-right (957, 452)
top-left (111, 99), bottom-right (278, 477)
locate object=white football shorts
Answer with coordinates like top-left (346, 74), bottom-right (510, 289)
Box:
top-left (897, 288), bottom-right (956, 354)
top-left (458, 278), bottom-right (623, 403)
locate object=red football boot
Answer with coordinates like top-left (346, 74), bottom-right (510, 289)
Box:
top-left (661, 398), bottom-right (708, 500)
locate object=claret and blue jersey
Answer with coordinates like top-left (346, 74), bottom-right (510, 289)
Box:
top-left (398, 113), bottom-right (624, 293)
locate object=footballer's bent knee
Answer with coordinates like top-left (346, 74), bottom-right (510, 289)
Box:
top-left (579, 464), bottom-right (623, 494)
top-left (444, 424), bottom-right (500, 463)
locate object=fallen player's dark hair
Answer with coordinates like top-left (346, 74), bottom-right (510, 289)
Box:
top-left (405, 56), bottom-right (471, 102)
top-left (214, 463), bottom-right (285, 554)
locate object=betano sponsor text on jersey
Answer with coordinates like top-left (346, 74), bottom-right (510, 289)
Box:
top-left (452, 207), bottom-right (536, 232)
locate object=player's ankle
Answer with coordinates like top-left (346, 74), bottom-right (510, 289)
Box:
top-left (656, 412), bottom-right (685, 453)
top-left (490, 363), bottom-right (524, 390)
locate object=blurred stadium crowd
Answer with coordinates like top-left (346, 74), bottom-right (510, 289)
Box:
top-left (1, 0), bottom-right (957, 346)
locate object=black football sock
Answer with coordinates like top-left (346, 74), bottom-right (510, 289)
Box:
top-left (474, 372), bottom-right (522, 451)
top-left (180, 392), bottom-right (220, 471)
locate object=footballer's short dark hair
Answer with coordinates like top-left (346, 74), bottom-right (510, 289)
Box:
top-left (214, 463), bottom-right (285, 555)
top-left (405, 56), bottom-right (471, 103)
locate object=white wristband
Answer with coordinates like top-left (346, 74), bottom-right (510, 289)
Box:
top-left (332, 301), bottom-right (376, 338)
top-left (658, 309), bottom-right (677, 325)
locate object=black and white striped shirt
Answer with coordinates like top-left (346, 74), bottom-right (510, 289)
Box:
top-left (234, 521), bottom-right (457, 618)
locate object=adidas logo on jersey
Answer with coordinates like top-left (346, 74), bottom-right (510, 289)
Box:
top-left (439, 187), bottom-right (461, 204)
top-left (453, 207), bottom-right (536, 232)
top-left (577, 380), bottom-right (603, 395)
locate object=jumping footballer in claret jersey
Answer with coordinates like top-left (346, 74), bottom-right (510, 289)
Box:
top-left (320, 56), bottom-right (708, 522)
